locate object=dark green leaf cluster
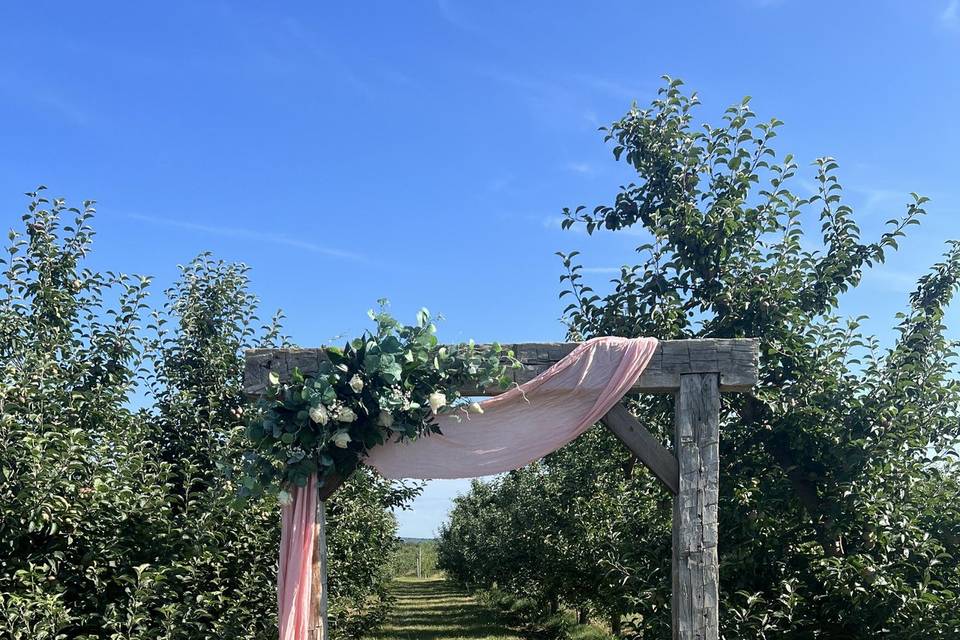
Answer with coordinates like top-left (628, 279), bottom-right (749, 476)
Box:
top-left (243, 308), bottom-right (517, 498)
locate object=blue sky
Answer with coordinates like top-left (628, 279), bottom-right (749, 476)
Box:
top-left (2, 1), bottom-right (958, 537)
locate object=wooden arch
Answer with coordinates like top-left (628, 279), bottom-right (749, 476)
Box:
top-left (244, 338), bottom-right (759, 640)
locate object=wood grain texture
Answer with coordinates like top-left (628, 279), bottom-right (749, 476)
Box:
top-left (672, 374), bottom-right (720, 640)
top-left (309, 501), bottom-right (330, 640)
top-left (244, 338), bottom-right (758, 396)
top-left (601, 403), bottom-right (679, 495)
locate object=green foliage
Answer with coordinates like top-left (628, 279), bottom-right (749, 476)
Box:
top-left (0, 188), bottom-right (416, 638)
top-left (440, 78), bottom-right (960, 637)
top-left (243, 306), bottom-right (517, 497)
top-left (439, 437), bottom-right (669, 636)
top-left (367, 578), bottom-right (523, 640)
top-left (477, 588), bottom-right (614, 640)
top-left (540, 613), bottom-right (575, 640)
top-left (566, 626), bottom-right (614, 640)
top-left (326, 469), bottom-right (421, 638)
top-left (389, 540), bottom-right (440, 578)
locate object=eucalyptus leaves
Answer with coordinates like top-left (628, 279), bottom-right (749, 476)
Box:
top-left (241, 305), bottom-right (517, 500)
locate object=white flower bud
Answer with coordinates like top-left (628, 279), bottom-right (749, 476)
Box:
top-left (428, 391), bottom-right (447, 415)
top-left (349, 374), bottom-right (364, 393)
top-left (337, 406), bottom-right (357, 423)
top-left (309, 405), bottom-right (329, 426)
top-left (467, 402), bottom-right (484, 415)
top-left (377, 410), bottom-right (394, 428)
top-left (332, 430), bottom-right (351, 448)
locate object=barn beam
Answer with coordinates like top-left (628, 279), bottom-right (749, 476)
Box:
top-left (243, 338), bottom-right (758, 396)
top-left (672, 373), bottom-right (720, 640)
top-left (601, 403), bottom-right (679, 495)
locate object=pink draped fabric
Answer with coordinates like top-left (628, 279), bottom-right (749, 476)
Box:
top-left (278, 473), bottom-right (317, 640)
top-left (367, 336), bottom-right (658, 479)
top-left (277, 336), bottom-right (657, 639)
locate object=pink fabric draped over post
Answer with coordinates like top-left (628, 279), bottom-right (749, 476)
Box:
top-left (278, 474), bottom-right (317, 640)
top-left (367, 336), bottom-right (658, 479)
top-left (277, 336), bottom-right (658, 639)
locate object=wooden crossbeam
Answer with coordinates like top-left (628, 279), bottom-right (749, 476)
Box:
top-left (243, 338), bottom-right (758, 395)
top-left (601, 403), bottom-right (679, 495)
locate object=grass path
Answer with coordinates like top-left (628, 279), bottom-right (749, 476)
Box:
top-left (365, 577), bottom-right (521, 640)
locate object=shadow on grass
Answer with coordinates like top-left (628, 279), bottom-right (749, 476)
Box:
top-left (365, 578), bottom-right (520, 640)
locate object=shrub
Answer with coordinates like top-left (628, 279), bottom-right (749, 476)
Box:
top-left (541, 612), bottom-right (575, 639)
top-left (0, 188), bottom-right (417, 638)
top-left (568, 624), bottom-right (615, 640)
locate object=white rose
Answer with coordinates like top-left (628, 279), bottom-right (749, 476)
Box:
top-left (428, 391), bottom-right (447, 415)
top-left (467, 402), bottom-right (484, 415)
top-left (309, 405), bottom-right (329, 426)
top-left (332, 430), bottom-right (351, 448)
top-left (337, 406), bottom-right (357, 423)
top-left (377, 410), bottom-right (394, 428)
top-left (349, 374), bottom-right (364, 393)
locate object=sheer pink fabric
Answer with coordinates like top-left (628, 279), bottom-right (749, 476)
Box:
top-left (278, 474), bottom-right (316, 640)
top-left (367, 336), bottom-right (658, 479)
top-left (277, 336), bottom-right (657, 639)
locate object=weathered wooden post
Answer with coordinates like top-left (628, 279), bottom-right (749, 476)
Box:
top-left (672, 373), bottom-right (720, 640)
top-left (308, 501), bottom-right (329, 640)
top-left (304, 475), bottom-right (342, 640)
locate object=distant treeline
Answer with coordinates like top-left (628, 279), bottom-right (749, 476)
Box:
top-left (390, 539), bottom-right (440, 578)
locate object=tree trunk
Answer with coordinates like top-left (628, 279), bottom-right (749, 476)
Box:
top-left (610, 611), bottom-right (622, 637)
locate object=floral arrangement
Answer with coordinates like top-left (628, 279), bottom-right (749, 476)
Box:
top-left (241, 305), bottom-right (518, 500)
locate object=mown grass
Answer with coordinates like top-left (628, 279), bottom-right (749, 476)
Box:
top-left (365, 577), bottom-right (521, 640)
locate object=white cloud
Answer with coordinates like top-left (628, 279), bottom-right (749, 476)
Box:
top-left (941, 0), bottom-right (959, 29)
top-left (541, 215), bottom-right (588, 235)
top-left (855, 186), bottom-right (905, 213)
top-left (487, 175), bottom-right (514, 193)
top-left (565, 162), bottom-right (593, 175)
top-left (572, 75), bottom-right (646, 101)
top-left (541, 215), bottom-right (564, 229)
top-left (128, 213), bottom-right (364, 261)
top-left (0, 70), bottom-right (90, 126)
top-left (435, 0), bottom-right (486, 37)
top-left (281, 19), bottom-right (375, 98)
top-left (861, 266), bottom-right (919, 294)
top-left (580, 266), bottom-right (622, 274)
top-left (479, 68), bottom-right (617, 133)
